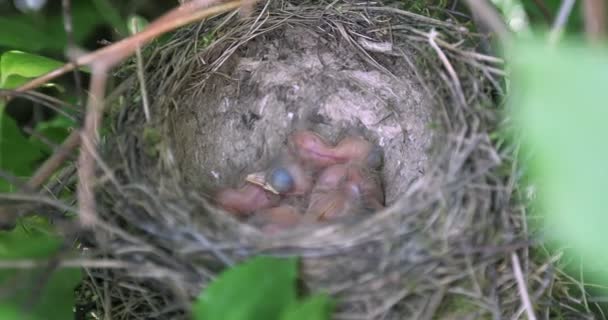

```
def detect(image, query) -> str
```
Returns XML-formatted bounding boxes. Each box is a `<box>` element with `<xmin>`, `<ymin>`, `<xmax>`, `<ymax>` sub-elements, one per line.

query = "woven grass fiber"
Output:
<box><xmin>80</xmin><ymin>1</ymin><xmax>594</xmax><ymax>319</ymax></box>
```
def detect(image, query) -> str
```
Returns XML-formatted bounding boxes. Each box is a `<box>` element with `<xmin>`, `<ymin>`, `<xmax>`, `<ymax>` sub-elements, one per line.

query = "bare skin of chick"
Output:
<box><xmin>343</xmin><ymin>164</ymin><xmax>384</xmax><ymax>210</ymax></box>
<box><xmin>289</xmin><ymin>130</ymin><xmax>383</xmax><ymax>169</ymax></box>
<box><xmin>249</xmin><ymin>205</ymin><xmax>303</xmax><ymax>234</ymax></box>
<box><xmin>305</xmin><ymin>163</ymin><xmax>384</xmax><ymax>222</ymax></box>
<box><xmin>215</xmin><ymin>183</ymin><xmax>279</xmax><ymax>217</ymax></box>
<box><xmin>315</xmin><ymin>163</ymin><xmax>384</xmax><ymax>204</ymax></box>
<box><xmin>306</xmin><ymin>189</ymin><xmax>356</xmax><ymax>221</ymax></box>
<box><xmin>217</xmin><ymin>129</ymin><xmax>384</xmax><ymax>231</ymax></box>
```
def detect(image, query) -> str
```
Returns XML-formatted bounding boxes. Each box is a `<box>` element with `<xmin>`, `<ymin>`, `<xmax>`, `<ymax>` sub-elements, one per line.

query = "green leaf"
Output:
<box><xmin>0</xmin><ymin>2</ymin><xmax>109</xmax><ymax>53</ymax></box>
<box><xmin>0</xmin><ymin>105</ymin><xmax>44</xmax><ymax>192</ymax></box>
<box><xmin>0</xmin><ymin>225</ymin><xmax>82</xmax><ymax>320</ymax></box>
<box><xmin>58</xmin><ymin>1</ymin><xmax>109</xmax><ymax>45</ymax></box>
<box><xmin>510</xmin><ymin>38</ymin><xmax>608</xmax><ymax>270</ymax></box>
<box><xmin>0</xmin><ymin>51</ymin><xmax>64</xmax><ymax>89</ymax></box>
<box><xmin>16</xmin><ymin>216</ymin><xmax>55</xmax><ymax>237</ymax></box>
<box><xmin>92</xmin><ymin>0</ymin><xmax>128</xmax><ymax>36</ymax></box>
<box><xmin>0</xmin><ymin>267</ymin><xmax>81</xmax><ymax>320</ymax></box>
<box><xmin>0</xmin><ymin>51</ymin><xmax>75</xmax><ymax>191</ymax></box>
<box><xmin>24</xmin><ymin>267</ymin><xmax>81</xmax><ymax>320</ymax></box>
<box><xmin>127</xmin><ymin>15</ymin><xmax>149</xmax><ymax>35</ymax></box>
<box><xmin>194</xmin><ymin>256</ymin><xmax>298</xmax><ymax>320</ymax></box>
<box><xmin>31</xmin><ymin>115</ymin><xmax>76</xmax><ymax>154</ymax></box>
<box><xmin>491</xmin><ymin>0</ymin><xmax>530</xmax><ymax>33</ymax></box>
<box><xmin>520</xmin><ymin>0</ymin><xmax>583</xmax><ymax>32</ymax></box>
<box><xmin>0</xmin><ymin>17</ymin><xmax>52</xmax><ymax>52</ymax></box>
<box><xmin>0</xmin><ymin>303</ymin><xmax>27</xmax><ymax>320</ymax></box>
<box><xmin>280</xmin><ymin>294</ymin><xmax>334</xmax><ymax>320</ymax></box>
<box><xmin>0</xmin><ymin>219</ymin><xmax>61</xmax><ymax>259</ymax></box>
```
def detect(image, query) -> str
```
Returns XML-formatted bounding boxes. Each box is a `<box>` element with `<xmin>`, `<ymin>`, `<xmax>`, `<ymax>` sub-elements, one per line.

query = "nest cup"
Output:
<box><xmin>88</xmin><ymin>2</ymin><xmax>579</xmax><ymax>319</ymax></box>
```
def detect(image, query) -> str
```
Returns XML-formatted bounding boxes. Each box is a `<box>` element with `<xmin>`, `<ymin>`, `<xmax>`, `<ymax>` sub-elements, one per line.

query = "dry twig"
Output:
<box><xmin>132</xmin><ymin>18</ymin><xmax>151</xmax><ymax>122</ymax></box>
<box><xmin>531</xmin><ymin>0</ymin><xmax>554</xmax><ymax>24</ymax></box>
<box><xmin>0</xmin><ymin>259</ymin><xmax>131</xmax><ymax>269</ymax></box>
<box><xmin>62</xmin><ymin>0</ymin><xmax>85</xmax><ymax>108</ymax></box>
<box><xmin>583</xmin><ymin>0</ymin><xmax>606</xmax><ymax>42</ymax></box>
<box><xmin>548</xmin><ymin>0</ymin><xmax>577</xmax><ymax>44</ymax></box>
<box><xmin>428</xmin><ymin>29</ymin><xmax>466</xmax><ymax>107</ymax></box>
<box><xmin>15</xmin><ymin>0</ymin><xmax>243</xmax><ymax>94</ymax></box>
<box><xmin>512</xmin><ymin>252</ymin><xmax>537</xmax><ymax>320</ymax></box>
<box><xmin>4</xmin><ymin>0</ymin><xmax>248</xmax><ymax>226</ymax></box>
<box><xmin>462</xmin><ymin>0</ymin><xmax>511</xmax><ymax>46</ymax></box>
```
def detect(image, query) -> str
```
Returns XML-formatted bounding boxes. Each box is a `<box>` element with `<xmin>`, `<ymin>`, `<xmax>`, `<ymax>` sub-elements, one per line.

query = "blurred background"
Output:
<box><xmin>1</xmin><ymin>0</ymin><xmax>607</xmax><ymax>318</ymax></box>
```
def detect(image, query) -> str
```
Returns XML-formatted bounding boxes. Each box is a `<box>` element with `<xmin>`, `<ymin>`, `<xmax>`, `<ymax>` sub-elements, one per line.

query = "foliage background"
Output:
<box><xmin>0</xmin><ymin>0</ymin><xmax>607</xmax><ymax>319</ymax></box>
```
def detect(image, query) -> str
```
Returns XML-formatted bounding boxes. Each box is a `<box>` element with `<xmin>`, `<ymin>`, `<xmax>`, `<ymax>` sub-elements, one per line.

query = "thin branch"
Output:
<box><xmin>0</xmin><ymin>192</ymin><xmax>78</xmax><ymax>214</ymax></box>
<box><xmin>0</xmin><ymin>174</ymin><xmax>35</xmax><ymax>227</ymax></box>
<box><xmin>23</xmin><ymin>126</ymin><xmax>61</xmax><ymax>150</ymax></box>
<box><xmin>0</xmin><ymin>259</ymin><xmax>131</xmax><ymax>269</ymax></box>
<box><xmin>531</xmin><ymin>0</ymin><xmax>554</xmax><ymax>24</ymax></box>
<box><xmin>26</xmin><ymin>130</ymin><xmax>80</xmax><ymax>190</ymax></box>
<box><xmin>75</xmin><ymin>0</ymin><xmax>248</xmax><ymax>228</ymax></box>
<box><xmin>512</xmin><ymin>252</ymin><xmax>537</xmax><ymax>320</ymax></box>
<box><xmin>131</xmin><ymin>19</ymin><xmax>151</xmax><ymax>122</ymax></box>
<box><xmin>583</xmin><ymin>0</ymin><xmax>606</xmax><ymax>43</ymax></box>
<box><xmin>16</xmin><ymin>0</ymin><xmax>243</xmax><ymax>94</ymax></box>
<box><xmin>462</xmin><ymin>0</ymin><xmax>511</xmax><ymax>46</ymax></box>
<box><xmin>80</xmin><ymin>126</ymin><xmax>121</xmax><ymax>189</ymax></box>
<box><xmin>0</xmin><ymin>169</ymin><xmax>27</xmax><ymax>192</ymax></box>
<box><xmin>14</xmin><ymin>64</ymin><xmax>77</xmax><ymax>94</ymax></box>
<box><xmin>0</xmin><ymin>89</ymin><xmax>78</xmax><ymax>122</ymax></box>
<box><xmin>347</xmin><ymin>5</ymin><xmax>457</xmax><ymax>27</ymax></box>
<box><xmin>428</xmin><ymin>29</ymin><xmax>466</xmax><ymax>107</ymax></box>
<box><xmin>17</xmin><ymin>0</ymin><xmax>250</xmax><ymax>230</ymax></box>
<box><xmin>62</xmin><ymin>0</ymin><xmax>85</xmax><ymax>108</ymax></box>
<box><xmin>11</xmin><ymin>0</ymin><xmax>245</xmax><ymax>194</ymax></box>
<box><xmin>77</xmin><ymin>66</ymin><xmax>108</xmax><ymax>227</ymax></box>
<box><xmin>20</xmin><ymin>90</ymin><xmax>80</xmax><ymax>113</ymax></box>
<box><xmin>548</xmin><ymin>0</ymin><xmax>577</xmax><ymax>44</ymax></box>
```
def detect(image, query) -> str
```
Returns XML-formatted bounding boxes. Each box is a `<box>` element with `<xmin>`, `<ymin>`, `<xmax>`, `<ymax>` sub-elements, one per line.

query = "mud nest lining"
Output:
<box><xmin>80</xmin><ymin>1</ymin><xmax>591</xmax><ymax>319</ymax></box>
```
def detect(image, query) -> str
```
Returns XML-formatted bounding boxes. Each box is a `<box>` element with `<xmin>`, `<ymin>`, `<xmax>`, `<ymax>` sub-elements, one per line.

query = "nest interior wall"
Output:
<box><xmin>166</xmin><ymin>25</ymin><xmax>433</xmax><ymax>204</ymax></box>
<box><xmin>85</xmin><ymin>3</ymin><xmax>587</xmax><ymax>320</ymax></box>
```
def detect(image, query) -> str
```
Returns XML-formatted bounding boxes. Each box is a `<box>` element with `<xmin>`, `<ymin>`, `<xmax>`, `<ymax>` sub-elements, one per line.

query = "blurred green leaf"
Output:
<box><xmin>30</xmin><ymin>115</ymin><xmax>76</xmax><ymax>154</ymax></box>
<box><xmin>0</xmin><ymin>51</ymin><xmax>77</xmax><ymax>191</ymax></box>
<box><xmin>491</xmin><ymin>0</ymin><xmax>530</xmax><ymax>33</ymax></box>
<box><xmin>92</xmin><ymin>0</ymin><xmax>128</xmax><ymax>36</ymax></box>
<box><xmin>45</xmin><ymin>1</ymin><xmax>108</xmax><ymax>48</ymax></box>
<box><xmin>0</xmin><ymin>17</ymin><xmax>51</xmax><ymax>52</ymax></box>
<box><xmin>0</xmin><ymin>105</ymin><xmax>44</xmax><ymax>192</ymax></box>
<box><xmin>520</xmin><ymin>0</ymin><xmax>583</xmax><ymax>32</ymax></box>
<box><xmin>280</xmin><ymin>294</ymin><xmax>334</xmax><ymax>320</ymax></box>
<box><xmin>21</xmin><ymin>267</ymin><xmax>81</xmax><ymax>320</ymax></box>
<box><xmin>0</xmin><ymin>51</ymin><xmax>64</xmax><ymax>89</ymax></box>
<box><xmin>0</xmin><ymin>303</ymin><xmax>25</xmax><ymax>320</ymax></box>
<box><xmin>0</xmin><ymin>1</ymin><xmax>109</xmax><ymax>52</ymax></box>
<box><xmin>0</xmin><ymin>225</ymin><xmax>81</xmax><ymax>320</ymax></box>
<box><xmin>16</xmin><ymin>216</ymin><xmax>55</xmax><ymax>237</ymax></box>
<box><xmin>194</xmin><ymin>256</ymin><xmax>298</xmax><ymax>320</ymax></box>
<box><xmin>511</xmin><ymin>38</ymin><xmax>608</xmax><ymax>270</ymax></box>
<box><xmin>0</xmin><ymin>223</ymin><xmax>61</xmax><ymax>259</ymax></box>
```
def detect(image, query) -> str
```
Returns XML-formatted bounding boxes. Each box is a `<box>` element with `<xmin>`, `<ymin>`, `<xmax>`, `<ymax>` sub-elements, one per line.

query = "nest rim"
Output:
<box><xmin>84</xmin><ymin>1</ymin><xmax>594</xmax><ymax>319</ymax></box>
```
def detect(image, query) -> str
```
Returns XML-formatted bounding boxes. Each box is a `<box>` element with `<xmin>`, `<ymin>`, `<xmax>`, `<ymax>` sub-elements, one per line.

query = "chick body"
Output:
<box><xmin>305</xmin><ymin>163</ymin><xmax>384</xmax><ymax>221</ymax></box>
<box><xmin>289</xmin><ymin>130</ymin><xmax>383</xmax><ymax>169</ymax></box>
<box><xmin>217</xmin><ymin>129</ymin><xmax>385</xmax><ymax>232</ymax></box>
<box><xmin>250</xmin><ymin>205</ymin><xmax>303</xmax><ymax>234</ymax></box>
<box><xmin>215</xmin><ymin>183</ymin><xmax>279</xmax><ymax>216</ymax></box>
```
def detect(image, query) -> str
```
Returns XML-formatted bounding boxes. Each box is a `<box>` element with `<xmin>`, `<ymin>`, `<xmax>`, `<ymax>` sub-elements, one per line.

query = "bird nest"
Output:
<box><xmin>80</xmin><ymin>1</ymin><xmax>590</xmax><ymax>319</ymax></box>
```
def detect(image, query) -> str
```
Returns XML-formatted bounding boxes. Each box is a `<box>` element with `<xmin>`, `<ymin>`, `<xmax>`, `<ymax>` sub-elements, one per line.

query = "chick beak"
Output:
<box><xmin>245</xmin><ymin>172</ymin><xmax>280</xmax><ymax>194</ymax></box>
